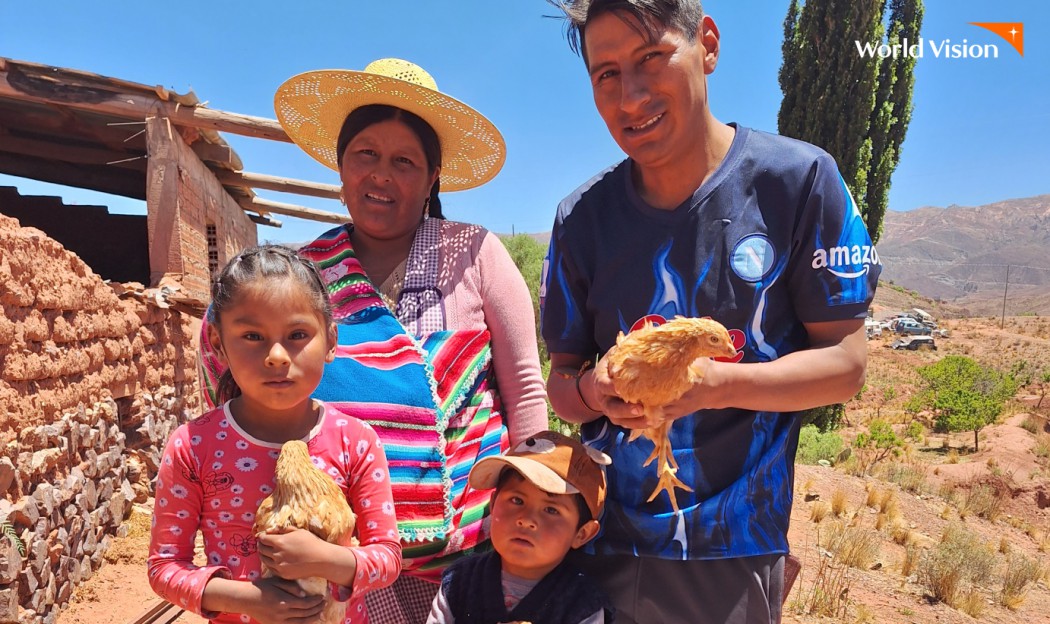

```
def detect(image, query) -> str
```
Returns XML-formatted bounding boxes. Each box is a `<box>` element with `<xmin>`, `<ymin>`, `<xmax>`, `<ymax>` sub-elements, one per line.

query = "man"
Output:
<box><xmin>540</xmin><ymin>1</ymin><xmax>880</xmax><ymax>622</ymax></box>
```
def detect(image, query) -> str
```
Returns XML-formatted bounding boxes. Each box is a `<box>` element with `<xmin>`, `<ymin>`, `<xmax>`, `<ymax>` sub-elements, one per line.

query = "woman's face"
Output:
<box><xmin>339</xmin><ymin>118</ymin><xmax>440</xmax><ymax>241</ymax></box>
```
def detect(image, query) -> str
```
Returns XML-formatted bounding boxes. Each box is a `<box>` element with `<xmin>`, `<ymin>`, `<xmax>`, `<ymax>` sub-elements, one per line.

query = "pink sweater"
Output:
<box><xmin>431</xmin><ymin>221</ymin><xmax>548</xmax><ymax>445</ymax></box>
<box><xmin>147</xmin><ymin>403</ymin><xmax>401</xmax><ymax>623</ymax></box>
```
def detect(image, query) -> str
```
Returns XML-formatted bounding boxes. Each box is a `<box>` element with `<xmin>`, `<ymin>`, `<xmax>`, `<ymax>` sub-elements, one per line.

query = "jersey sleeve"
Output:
<box><xmin>146</xmin><ymin>425</ymin><xmax>231</xmax><ymax>619</ymax></box>
<box><xmin>540</xmin><ymin>219</ymin><xmax>599</xmax><ymax>357</ymax></box>
<box><xmin>785</xmin><ymin>152</ymin><xmax>882</xmax><ymax>323</ymax></box>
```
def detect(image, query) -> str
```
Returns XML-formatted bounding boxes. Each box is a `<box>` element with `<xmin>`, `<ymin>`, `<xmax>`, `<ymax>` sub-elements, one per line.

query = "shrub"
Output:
<box><xmin>796</xmin><ymin>425</ymin><xmax>844</xmax><ymax>465</ymax></box>
<box><xmin>999</xmin><ymin>551</ymin><xmax>1043</xmax><ymax>610</ymax></box>
<box><xmin>821</xmin><ymin>520</ymin><xmax>881</xmax><ymax>570</ymax></box>
<box><xmin>918</xmin><ymin>524</ymin><xmax>996</xmax><ymax>607</ymax></box>
<box><xmin>904</xmin><ymin>420</ymin><xmax>924</xmax><ymax>441</ymax></box>
<box><xmin>877</xmin><ymin>461</ymin><xmax>928</xmax><ymax>494</ymax></box>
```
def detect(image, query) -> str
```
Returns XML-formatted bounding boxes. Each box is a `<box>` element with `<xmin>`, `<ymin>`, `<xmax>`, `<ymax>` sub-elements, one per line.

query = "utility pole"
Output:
<box><xmin>1000</xmin><ymin>264</ymin><xmax>1010</xmax><ymax>329</ymax></box>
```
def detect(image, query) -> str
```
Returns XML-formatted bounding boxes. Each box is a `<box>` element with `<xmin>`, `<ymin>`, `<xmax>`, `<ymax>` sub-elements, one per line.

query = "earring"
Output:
<box><xmin>423</xmin><ymin>197</ymin><xmax>431</xmax><ymax>220</ymax></box>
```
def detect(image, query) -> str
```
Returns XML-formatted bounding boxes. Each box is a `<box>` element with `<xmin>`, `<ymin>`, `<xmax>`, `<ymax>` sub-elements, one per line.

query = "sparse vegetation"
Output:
<box><xmin>918</xmin><ymin>523</ymin><xmax>997</xmax><ymax>609</ymax></box>
<box><xmin>999</xmin><ymin>551</ymin><xmax>1044</xmax><ymax>610</ymax></box>
<box><xmin>852</xmin><ymin>419</ymin><xmax>903</xmax><ymax>474</ymax></box>
<box><xmin>821</xmin><ymin>520</ymin><xmax>881</xmax><ymax>570</ymax></box>
<box><xmin>797</xmin><ymin>424</ymin><xmax>845</xmax><ymax>465</ymax></box>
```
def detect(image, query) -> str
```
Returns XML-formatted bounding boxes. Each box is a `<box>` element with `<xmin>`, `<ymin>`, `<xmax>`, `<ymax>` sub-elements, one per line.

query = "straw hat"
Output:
<box><xmin>274</xmin><ymin>58</ymin><xmax>506</xmax><ymax>191</ymax></box>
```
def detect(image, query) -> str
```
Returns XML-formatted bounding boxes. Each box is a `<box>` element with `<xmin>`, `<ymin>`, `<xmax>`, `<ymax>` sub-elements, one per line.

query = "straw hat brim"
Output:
<box><xmin>274</xmin><ymin>69</ymin><xmax>506</xmax><ymax>192</ymax></box>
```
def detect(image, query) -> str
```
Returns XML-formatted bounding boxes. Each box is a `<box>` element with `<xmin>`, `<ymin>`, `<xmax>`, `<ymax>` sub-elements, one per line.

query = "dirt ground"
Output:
<box><xmin>54</xmin><ymin>316</ymin><xmax>1050</xmax><ymax>624</ymax></box>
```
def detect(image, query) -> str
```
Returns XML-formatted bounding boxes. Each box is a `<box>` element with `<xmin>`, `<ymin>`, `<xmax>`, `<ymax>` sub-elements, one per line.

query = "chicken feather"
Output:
<box><xmin>607</xmin><ymin>316</ymin><xmax>737</xmax><ymax>512</ymax></box>
<box><xmin>254</xmin><ymin>440</ymin><xmax>357</xmax><ymax>624</ymax></box>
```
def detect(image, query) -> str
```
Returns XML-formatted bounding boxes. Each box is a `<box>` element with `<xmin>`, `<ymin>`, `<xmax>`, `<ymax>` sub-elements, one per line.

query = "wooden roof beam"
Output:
<box><xmin>250</xmin><ymin>197</ymin><xmax>348</xmax><ymax>225</ymax></box>
<box><xmin>213</xmin><ymin>170</ymin><xmax>341</xmax><ymax>200</ymax></box>
<box><xmin>0</xmin><ymin>151</ymin><xmax>145</xmax><ymax>199</ymax></box>
<box><xmin>0</xmin><ymin>66</ymin><xmax>290</xmax><ymax>142</ymax></box>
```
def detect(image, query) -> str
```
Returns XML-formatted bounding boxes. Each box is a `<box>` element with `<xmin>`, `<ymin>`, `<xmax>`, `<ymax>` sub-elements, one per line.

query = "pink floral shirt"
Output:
<box><xmin>147</xmin><ymin>402</ymin><xmax>401</xmax><ymax>623</ymax></box>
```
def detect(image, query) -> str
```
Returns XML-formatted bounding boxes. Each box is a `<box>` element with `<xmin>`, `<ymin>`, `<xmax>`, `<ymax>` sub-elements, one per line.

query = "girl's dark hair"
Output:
<box><xmin>210</xmin><ymin>244</ymin><xmax>332</xmax><ymax>403</ymax></box>
<box><xmin>550</xmin><ymin>0</ymin><xmax>704</xmax><ymax>63</ymax></box>
<box><xmin>336</xmin><ymin>104</ymin><xmax>445</xmax><ymax>219</ymax></box>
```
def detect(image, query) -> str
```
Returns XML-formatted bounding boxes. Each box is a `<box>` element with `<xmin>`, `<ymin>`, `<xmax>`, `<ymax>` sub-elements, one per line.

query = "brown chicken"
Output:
<box><xmin>254</xmin><ymin>440</ymin><xmax>357</xmax><ymax>624</ymax></box>
<box><xmin>607</xmin><ymin>316</ymin><xmax>737</xmax><ymax>512</ymax></box>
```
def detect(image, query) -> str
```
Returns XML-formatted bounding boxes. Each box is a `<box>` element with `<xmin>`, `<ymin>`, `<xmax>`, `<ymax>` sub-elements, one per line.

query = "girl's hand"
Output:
<box><xmin>241</xmin><ymin>576</ymin><xmax>325</xmax><ymax>624</ymax></box>
<box><xmin>257</xmin><ymin>528</ymin><xmax>333</xmax><ymax>581</ymax></box>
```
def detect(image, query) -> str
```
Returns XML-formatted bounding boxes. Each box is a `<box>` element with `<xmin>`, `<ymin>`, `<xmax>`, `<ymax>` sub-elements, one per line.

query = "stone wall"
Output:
<box><xmin>0</xmin><ymin>213</ymin><xmax>202</xmax><ymax>624</ymax></box>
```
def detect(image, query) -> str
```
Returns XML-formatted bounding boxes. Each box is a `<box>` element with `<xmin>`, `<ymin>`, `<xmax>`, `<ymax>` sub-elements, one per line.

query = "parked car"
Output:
<box><xmin>890</xmin><ymin>336</ymin><xmax>937</xmax><ymax>351</ymax></box>
<box><xmin>895</xmin><ymin>319</ymin><xmax>932</xmax><ymax>336</ymax></box>
<box><xmin>864</xmin><ymin>318</ymin><xmax>883</xmax><ymax>339</ymax></box>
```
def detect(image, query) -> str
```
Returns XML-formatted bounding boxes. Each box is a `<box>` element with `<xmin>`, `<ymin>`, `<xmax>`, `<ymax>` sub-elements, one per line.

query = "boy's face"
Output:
<box><xmin>489</xmin><ymin>471</ymin><xmax>599</xmax><ymax>580</ymax></box>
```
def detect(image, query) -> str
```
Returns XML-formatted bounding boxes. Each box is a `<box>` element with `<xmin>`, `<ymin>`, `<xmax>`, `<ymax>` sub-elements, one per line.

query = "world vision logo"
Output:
<box><xmin>854</xmin><ymin>22</ymin><xmax>1024</xmax><ymax>59</ymax></box>
<box><xmin>970</xmin><ymin>22</ymin><xmax>1024</xmax><ymax>56</ymax></box>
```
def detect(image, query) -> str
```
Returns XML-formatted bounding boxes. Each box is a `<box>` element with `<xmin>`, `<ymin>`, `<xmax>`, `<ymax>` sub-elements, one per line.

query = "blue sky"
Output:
<box><xmin>2</xmin><ymin>1</ymin><xmax>1047</xmax><ymax>245</ymax></box>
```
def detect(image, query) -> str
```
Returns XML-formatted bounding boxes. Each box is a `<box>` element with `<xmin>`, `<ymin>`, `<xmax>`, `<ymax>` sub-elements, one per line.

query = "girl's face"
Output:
<box><xmin>339</xmin><ymin>118</ymin><xmax>440</xmax><ymax>242</ymax></box>
<box><xmin>208</xmin><ymin>278</ymin><xmax>336</xmax><ymax>424</ymax></box>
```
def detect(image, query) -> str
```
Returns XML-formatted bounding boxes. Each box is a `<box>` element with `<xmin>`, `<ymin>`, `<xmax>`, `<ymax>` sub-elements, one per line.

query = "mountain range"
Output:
<box><xmin>878</xmin><ymin>194</ymin><xmax>1050</xmax><ymax>316</ymax></box>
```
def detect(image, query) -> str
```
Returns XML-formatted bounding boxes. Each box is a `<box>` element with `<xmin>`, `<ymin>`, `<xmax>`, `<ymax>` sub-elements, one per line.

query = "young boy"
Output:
<box><xmin>426</xmin><ymin>431</ymin><xmax>615</xmax><ymax>624</ymax></box>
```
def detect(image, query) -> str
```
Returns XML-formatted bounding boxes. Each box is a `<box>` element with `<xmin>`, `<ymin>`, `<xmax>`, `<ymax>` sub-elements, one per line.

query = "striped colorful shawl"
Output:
<box><xmin>200</xmin><ymin>222</ymin><xmax>508</xmax><ymax>577</ymax></box>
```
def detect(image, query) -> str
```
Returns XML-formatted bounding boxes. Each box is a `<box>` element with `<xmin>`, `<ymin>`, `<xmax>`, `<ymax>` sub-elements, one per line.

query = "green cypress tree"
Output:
<box><xmin>778</xmin><ymin>0</ymin><xmax>923</xmax><ymax>244</ymax></box>
<box><xmin>865</xmin><ymin>0</ymin><xmax>924</xmax><ymax>243</ymax></box>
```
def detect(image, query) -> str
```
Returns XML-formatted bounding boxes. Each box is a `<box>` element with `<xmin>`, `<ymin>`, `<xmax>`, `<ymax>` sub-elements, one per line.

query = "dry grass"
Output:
<box><xmin>831</xmin><ymin>488</ymin><xmax>849</xmax><ymax>517</ymax></box>
<box><xmin>1035</xmin><ymin>432</ymin><xmax>1050</xmax><ymax>460</ymax></box>
<box><xmin>918</xmin><ymin>523</ymin><xmax>997</xmax><ymax>608</ymax></box>
<box><xmin>796</xmin><ymin>553</ymin><xmax>853</xmax><ymax>618</ymax></box>
<box><xmin>901</xmin><ymin>542</ymin><xmax>922</xmax><ymax>577</ymax></box>
<box><xmin>810</xmin><ymin>501</ymin><xmax>831</xmax><ymax>523</ymax></box>
<box><xmin>999</xmin><ymin>551</ymin><xmax>1045</xmax><ymax>610</ymax></box>
<box><xmin>821</xmin><ymin>520</ymin><xmax>881</xmax><ymax>570</ymax></box>
<box><xmin>877</xmin><ymin>460</ymin><xmax>928</xmax><ymax>494</ymax></box>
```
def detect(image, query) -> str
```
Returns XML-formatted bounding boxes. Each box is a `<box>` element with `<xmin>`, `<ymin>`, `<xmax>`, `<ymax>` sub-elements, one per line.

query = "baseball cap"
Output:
<box><xmin>469</xmin><ymin>431</ymin><xmax>611</xmax><ymax>519</ymax></box>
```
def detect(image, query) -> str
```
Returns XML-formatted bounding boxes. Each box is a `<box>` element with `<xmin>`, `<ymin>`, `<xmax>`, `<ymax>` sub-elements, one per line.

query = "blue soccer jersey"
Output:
<box><xmin>540</xmin><ymin>125</ymin><xmax>880</xmax><ymax>560</ymax></box>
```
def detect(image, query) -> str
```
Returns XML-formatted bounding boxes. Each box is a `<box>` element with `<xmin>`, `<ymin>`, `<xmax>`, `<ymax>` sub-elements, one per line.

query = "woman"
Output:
<box><xmin>201</xmin><ymin>59</ymin><xmax>548</xmax><ymax>622</ymax></box>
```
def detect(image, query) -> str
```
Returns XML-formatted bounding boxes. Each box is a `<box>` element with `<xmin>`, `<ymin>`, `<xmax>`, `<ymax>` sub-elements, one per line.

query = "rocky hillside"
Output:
<box><xmin>879</xmin><ymin>195</ymin><xmax>1050</xmax><ymax>316</ymax></box>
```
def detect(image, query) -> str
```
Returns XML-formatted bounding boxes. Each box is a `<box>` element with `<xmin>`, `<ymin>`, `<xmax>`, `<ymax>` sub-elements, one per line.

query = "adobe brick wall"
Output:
<box><xmin>0</xmin><ymin>213</ymin><xmax>202</xmax><ymax>624</ymax></box>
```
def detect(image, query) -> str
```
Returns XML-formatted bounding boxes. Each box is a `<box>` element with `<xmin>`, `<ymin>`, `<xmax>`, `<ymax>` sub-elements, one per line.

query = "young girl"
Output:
<box><xmin>148</xmin><ymin>245</ymin><xmax>401</xmax><ymax>624</ymax></box>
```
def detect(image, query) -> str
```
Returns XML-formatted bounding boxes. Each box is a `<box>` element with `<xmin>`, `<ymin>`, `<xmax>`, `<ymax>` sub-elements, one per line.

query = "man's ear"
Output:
<box><xmin>207</xmin><ymin>323</ymin><xmax>228</xmax><ymax>366</ymax></box>
<box><xmin>572</xmin><ymin>519</ymin><xmax>601</xmax><ymax>549</ymax></box>
<box><xmin>699</xmin><ymin>15</ymin><xmax>721</xmax><ymax>74</ymax></box>
<box><xmin>325</xmin><ymin>322</ymin><xmax>338</xmax><ymax>363</ymax></box>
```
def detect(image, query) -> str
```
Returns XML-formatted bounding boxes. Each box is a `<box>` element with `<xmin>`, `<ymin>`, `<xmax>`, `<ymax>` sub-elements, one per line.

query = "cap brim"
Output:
<box><xmin>469</xmin><ymin>456</ymin><xmax>581</xmax><ymax>496</ymax></box>
<box><xmin>274</xmin><ymin>69</ymin><xmax>506</xmax><ymax>191</ymax></box>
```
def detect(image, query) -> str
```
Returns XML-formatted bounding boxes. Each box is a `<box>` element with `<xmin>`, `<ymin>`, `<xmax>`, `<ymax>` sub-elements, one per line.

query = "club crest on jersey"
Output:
<box><xmin>731</xmin><ymin>235</ymin><xmax>776</xmax><ymax>282</ymax></box>
<box><xmin>811</xmin><ymin>244</ymin><xmax>879</xmax><ymax>279</ymax></box>
<box><xmin>628</xmin><ymin>314</ymin><xmax>746</xmax><ymax>363</ymax></box>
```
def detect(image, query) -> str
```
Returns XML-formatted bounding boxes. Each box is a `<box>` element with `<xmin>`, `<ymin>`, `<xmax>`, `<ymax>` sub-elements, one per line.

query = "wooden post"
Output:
<box><xmin>145</xmin><ymin>117</ymin><xmax>181</xmax><ymax>287</ymax></box>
